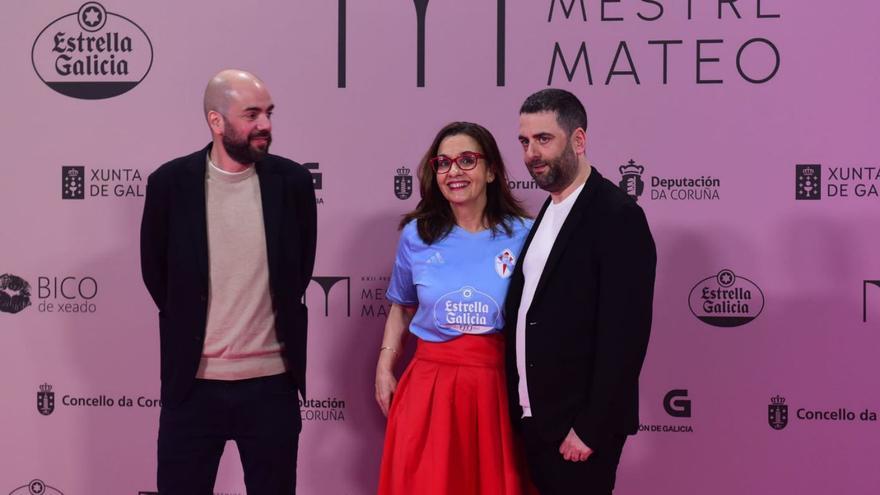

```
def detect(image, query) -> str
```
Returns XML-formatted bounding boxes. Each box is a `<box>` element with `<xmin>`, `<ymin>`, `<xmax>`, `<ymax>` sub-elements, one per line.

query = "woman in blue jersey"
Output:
<box><xmin>376</xmin><ymin>122</ymin><xmax>535</xmax><ymax>495</ymax></box>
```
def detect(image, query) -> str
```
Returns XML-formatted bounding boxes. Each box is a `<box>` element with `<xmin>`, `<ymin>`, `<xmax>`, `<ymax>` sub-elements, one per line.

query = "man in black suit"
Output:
<box><xmin>505</xmin><ymin>88</ymin><xmax>656</xmax><ymax>494</ymax></box>
<box><xmin>140</xmin><ymin>69</ymin><xmax>316</xmax><ymax>494</ymax></box>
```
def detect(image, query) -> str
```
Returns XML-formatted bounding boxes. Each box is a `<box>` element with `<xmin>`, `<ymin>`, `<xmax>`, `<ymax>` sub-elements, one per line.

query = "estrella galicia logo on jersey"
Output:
<box><xmin>495</xmin><ymin>249</ymin><xmax>516</xmax><ymax>279</ymax></box>
<box><xmin>37</xmin><ymin>383</ymin><xmax>55</xmax><ymax>416</ymax></box>
<box><xmin>795</xmin><ymin>164</ymin><xmax>821</xmax><ymax>200</ymax></box>
<box><xmin>434</xmin><ymin>286</ymin><xmax>500</xmax><ymax>334</ymax></box>
<box><xmin>31</xmin><ymin>2</ymin><xmax>153</xmax><ymax>100</ymax></box>
<box><xmin>618</xmin><ymin>159</ymin><xmax>645</xmax><ymax>200</ymax></box>
<box><xmin>8</xmin><ymin>479</ymin><xmax>65</xmax><ymax>495</ymax></box>
<box><xmin>688</xmin><ymin>269</ymin><xmax>764</xmax><ymax>327</ymax></box>
<box><xmin>768</xmin><ymin>395</ymin><xmax>788</xmax><ymax>430</ymax></box>
<box><xmin>394</xmin><ymin>166</ymin><xmax>413</xmax><ymax>200</ymax></box>
<box><xmin>62</xmin><ymin>166</ymin><xmax>85</xmax><ymax>199</ymax></box>
<box><xmin>0</xmin><ymin>274</ymin><xmax>32</xmax><ymax>314</ymax></box>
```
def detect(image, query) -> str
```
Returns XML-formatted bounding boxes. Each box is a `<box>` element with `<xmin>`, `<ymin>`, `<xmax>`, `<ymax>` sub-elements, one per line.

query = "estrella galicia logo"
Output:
<box><xmin>663</xmin><ymin>389</ymin><xmax>691</xmax><ymax>418</ymax></box>
<box><xmin>433</xmin><ymin>286</ymin><xmax>500</xmax><ymax>334</ymax></box>
<box><xmin>795</xmin><ymin>164</ymin><xmax>821</xmax><ymax>200</ymax></box>
<box><xmin>768</xmin><ymin>395</ymin><xmax>788</xmax><ymax>430</ymax></box>
<box><xmin>31</xmin><ymin>2</ymin><xmax>153</xmax><ymax>99</ymax></box>
<box><xmin>37</xmin><ymin>383</ymin><xmax>55</xmax><ymax>416</ymax></box>
<box><xmin>618</xmin><ymin>159</ymin><xmax>645</xmax><ymax>200</ymax></box>
<box><xmin>688</xmin><ymin>269</ymin><xmax>764</xmax><ymax>327</ymax></box>
<box><xmin>0</xmin><ymin>274</ymin><xmax>32</xmax><ymax>314</ymax></box>
<box><xmin>394</xmin><ymin>166</ymin><xmax>413</xmax><ymax>200</ymax></box>
<box><xmin>62</xmin><ymin>166</ymin><xmax>85</xmax><ymax>199</ymax></box>
<box><xmin>306</xmin><ymin>276</ymin><xmax>351</xmax><ymax>317</ymax></box>
<box><xmin>8</xmin><ymin>479</ymin><xmax>64</xmax><ymax>495</ymax></box>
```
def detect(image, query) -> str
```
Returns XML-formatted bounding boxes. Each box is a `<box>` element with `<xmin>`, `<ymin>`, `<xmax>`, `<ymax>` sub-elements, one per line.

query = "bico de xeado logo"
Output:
<box><xmin>32</xmin><ymin>2</ymin><xmax>153</xmax><ymax>99</ymax></box>
<box><xmin>0</xmin><ymin>274</ymin><xmax>98</xmax><ymax>315</ymax></box>
<box><xmin>688</xmin><ymin>269</ymin><xmax>764</xmax><ymax>327</ymax></box>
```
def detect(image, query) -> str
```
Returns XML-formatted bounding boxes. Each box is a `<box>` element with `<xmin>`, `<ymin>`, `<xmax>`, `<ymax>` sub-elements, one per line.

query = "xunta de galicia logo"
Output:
<box><xmin>32</xmin><ymin>2</ymin><xmax>153</xmax><ymax>99</ymax></box>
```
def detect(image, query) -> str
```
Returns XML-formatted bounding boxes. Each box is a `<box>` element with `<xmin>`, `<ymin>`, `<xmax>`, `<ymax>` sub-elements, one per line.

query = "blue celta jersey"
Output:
<box><xmin>387</xmin><ymin>218</ymin><xmax>533</xmax><ymax>342</ymax></box>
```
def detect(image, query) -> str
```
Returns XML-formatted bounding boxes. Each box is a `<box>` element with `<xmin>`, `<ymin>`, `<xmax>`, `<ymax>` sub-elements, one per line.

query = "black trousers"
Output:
<box><xmin>157</xmin><ymin>373</ymin><xmax>301</xmax><ymax>495</ymax></box>
<box><xmin>520</xmin><ymin>418</ymin><xmax>626</xmax><ymax>495</ymax></box>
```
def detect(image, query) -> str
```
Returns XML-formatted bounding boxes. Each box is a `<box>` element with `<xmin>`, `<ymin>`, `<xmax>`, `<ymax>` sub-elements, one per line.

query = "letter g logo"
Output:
<box><xmin>663</xmin><ymin>389</ymin><xmax>691</xmax><ymax>418</ymax></box>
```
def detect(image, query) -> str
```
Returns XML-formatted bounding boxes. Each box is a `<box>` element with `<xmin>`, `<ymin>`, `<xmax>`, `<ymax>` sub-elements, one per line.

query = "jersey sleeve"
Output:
<box><xmin>386</xmin><ymin>223</ymin><xmax>419</xmax><ymax>306</ymax></box>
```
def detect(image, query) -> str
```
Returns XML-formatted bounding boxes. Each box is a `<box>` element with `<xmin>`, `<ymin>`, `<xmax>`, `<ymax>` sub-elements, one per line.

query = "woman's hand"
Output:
<box><xmin>375</xmin><ymin>366</ymin><xmax>398</xmax><ymax>417</ymax></box>
<box><xmin>374</xmin><ymin>304</ymin><xmax>415</xmax><ymax>417</ymax></box>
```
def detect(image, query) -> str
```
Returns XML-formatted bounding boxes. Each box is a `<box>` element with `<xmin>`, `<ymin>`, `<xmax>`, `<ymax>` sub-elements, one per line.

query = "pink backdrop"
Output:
<box><xmin>2</xmin><ymin>1</ymin><xmax>879</xmax><ymax>493</ymax></box>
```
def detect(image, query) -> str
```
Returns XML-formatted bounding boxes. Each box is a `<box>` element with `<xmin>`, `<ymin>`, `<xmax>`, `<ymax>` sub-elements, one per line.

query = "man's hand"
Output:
<box><xmin>559</xmin><ymin>428</ymin><xmax>593</xmax><ymax>462</ymax></box>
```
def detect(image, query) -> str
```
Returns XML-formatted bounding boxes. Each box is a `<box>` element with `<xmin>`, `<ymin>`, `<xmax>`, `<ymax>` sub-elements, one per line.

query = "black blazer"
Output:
<box><xmin>140</xmin><ymin>144</ymin><xmax>317</xmax><ymax>406</ymax></box>
<box><xmin>504</xmin><ymin>168</ymin><xmax>656</xmax><ymax>454</ymax></box>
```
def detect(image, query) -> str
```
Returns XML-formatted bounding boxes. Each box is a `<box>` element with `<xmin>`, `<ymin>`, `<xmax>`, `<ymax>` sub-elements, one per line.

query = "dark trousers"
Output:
<box><xmin>157</xmin><ymin>373</ymin><xmax>301</xmax><ymax>495</ymax></box>
<box><xmin>520</xmin><ymin>418</ymin><xmax>626</xmax><ymax>495</ymax></box>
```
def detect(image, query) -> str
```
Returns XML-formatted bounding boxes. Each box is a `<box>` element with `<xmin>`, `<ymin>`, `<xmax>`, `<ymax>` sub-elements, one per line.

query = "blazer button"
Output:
<box><xmin>527</xmin><ymin>362</ymin><xmax>535</xmax><ymax>368</ymax></box>
<box><xmin>528</xmin><ymin>321</ymin><xmax>537</xmax><ymax>326</ymax></box>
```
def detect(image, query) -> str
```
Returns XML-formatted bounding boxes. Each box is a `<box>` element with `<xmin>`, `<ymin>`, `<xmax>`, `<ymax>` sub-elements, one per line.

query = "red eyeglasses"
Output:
<box><xmin>429</xmin><ymin>152</ymin><xmax>485</xmax><ymax>174</ymax></box>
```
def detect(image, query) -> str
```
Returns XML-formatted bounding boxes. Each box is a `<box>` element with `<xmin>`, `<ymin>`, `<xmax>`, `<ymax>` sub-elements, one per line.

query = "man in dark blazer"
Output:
<box><xmin>140</xmin><ymin>70</ymin><xmax>316</xmax><ymax>494</ymax></box>
<box><xmin>505</xmin><ymin>89</ymin><xmax>656</xmax><ymax>494</ymax></box>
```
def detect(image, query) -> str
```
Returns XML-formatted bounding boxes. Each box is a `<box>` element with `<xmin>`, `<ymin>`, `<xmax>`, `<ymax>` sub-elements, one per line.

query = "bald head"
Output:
<box><xmin>203</xmin><ymin>69</ymin><xmax>275</xmax><ymax>168</ymax></box>
<box><xmin>203</xmin><ymin>69</ymin><xmax>269</xmax><ymax>120</ymax></box>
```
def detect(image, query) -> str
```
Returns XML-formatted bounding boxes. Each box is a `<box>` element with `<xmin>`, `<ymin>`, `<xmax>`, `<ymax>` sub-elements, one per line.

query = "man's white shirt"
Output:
<box><xmin>516</xmin><ymin>182</ymin><xmax>585</xmax><ymax>417</ymax></box>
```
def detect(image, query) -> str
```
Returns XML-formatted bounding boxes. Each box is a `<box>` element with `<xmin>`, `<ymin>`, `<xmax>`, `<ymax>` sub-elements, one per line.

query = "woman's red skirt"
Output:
<box><xmin>378</xmin><ymin>333</ymin><xmax>534</xmax><ymax>495</ymax></box>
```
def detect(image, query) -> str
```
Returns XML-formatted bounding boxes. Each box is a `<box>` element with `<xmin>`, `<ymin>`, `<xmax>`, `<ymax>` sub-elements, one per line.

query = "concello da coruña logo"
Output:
<box><xmin>688</xmin><ymin>269</ymin><xmax>764</xmax><ymax>327</ymax></box>
<box><xmin>31</xmin><ymin>2</ymin><xmax>153</xmax><ymax>100</ymax></box>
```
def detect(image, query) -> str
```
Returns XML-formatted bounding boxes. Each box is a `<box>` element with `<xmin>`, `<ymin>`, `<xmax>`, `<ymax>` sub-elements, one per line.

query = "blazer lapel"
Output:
<box><xmin>514</xmin><ymin>197</ymin><xmax>550</xmax><ymax>278</ymax></box>
<box><xmin>505</xmin><ymin>197</ymin><xmax>550</xmax><ymax>330</ymax></box>
<box><xmin>180</xmin><ymin>146</ymin><xmax>210</xmax><ymax>287</ymax></box>
<box><xmin>256</xmin><ymin>160</ymin><xmax>283</xmax><ymax>293</ymax></box>
<box><xmin>530</xmin><ymin>168</ymin><xmax>602</xmax><ymax>305</ymax></box>
<box><xmin>508</xmin><ymin>197</ymin><xmax>550</xmax><ymax>297</ymax></box>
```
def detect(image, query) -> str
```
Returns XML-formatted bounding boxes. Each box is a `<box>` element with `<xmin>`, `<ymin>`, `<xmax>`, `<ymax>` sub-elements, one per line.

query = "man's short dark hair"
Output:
<box><xmin>520</xmin><ymin>88</ymin><xmax>588</xmax><ymax>135</ymax></box>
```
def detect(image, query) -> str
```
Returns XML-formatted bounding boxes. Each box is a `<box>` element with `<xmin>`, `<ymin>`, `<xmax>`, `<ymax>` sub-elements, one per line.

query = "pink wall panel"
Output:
<box><xmin>1</xmin><ymin>1</ymin><xmax>878</xmax><ymax>493</ymax></box>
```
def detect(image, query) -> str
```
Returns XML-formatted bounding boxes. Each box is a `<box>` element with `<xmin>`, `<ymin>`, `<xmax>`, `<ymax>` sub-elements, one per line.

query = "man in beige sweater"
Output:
<box><xmin>141</xmin><ymin>70</ymin><xmax>317</xmax><ymax>494</ymax></box>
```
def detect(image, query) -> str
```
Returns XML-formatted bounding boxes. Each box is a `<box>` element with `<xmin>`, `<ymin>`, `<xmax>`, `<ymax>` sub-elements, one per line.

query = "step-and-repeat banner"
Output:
<box><xmin>2</xmin><ymin>1</ymin><xmax>878</xmax><ymax>494</ymax></box>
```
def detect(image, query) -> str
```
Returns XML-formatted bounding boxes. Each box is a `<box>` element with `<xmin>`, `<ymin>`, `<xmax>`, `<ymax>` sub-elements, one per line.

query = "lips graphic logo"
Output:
<box><xmin>31</xmin><ymin>2</ymin><xmax>153</xmax><ymax>100</ymax></box>
<box><xmin>0</xmin><ymin>274</ymin><xmax>32</xmax><ymax>314</ymax></box>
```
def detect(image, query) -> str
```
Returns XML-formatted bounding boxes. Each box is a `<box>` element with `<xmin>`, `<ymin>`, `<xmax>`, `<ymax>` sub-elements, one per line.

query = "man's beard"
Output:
<box><xmin>222</xmin><ymin>126</ymin><xmax>272</xmax><ymax>165</ymax></box>
<box><xmin>527</xmin><ymin>144</ymin><xmax>578</xmax><ymax>193</ymax></box>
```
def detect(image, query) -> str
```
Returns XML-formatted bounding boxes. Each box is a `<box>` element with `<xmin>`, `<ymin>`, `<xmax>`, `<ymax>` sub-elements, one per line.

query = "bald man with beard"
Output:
<box><xmin>140</xmin><ymin>70</ymin><xmax>316</xmax><ymax>494</ymax></box>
